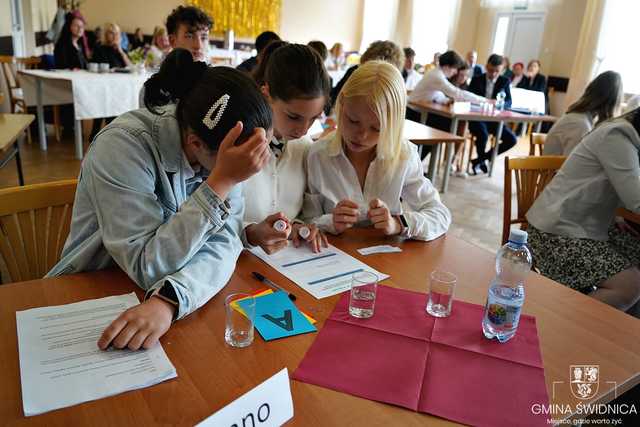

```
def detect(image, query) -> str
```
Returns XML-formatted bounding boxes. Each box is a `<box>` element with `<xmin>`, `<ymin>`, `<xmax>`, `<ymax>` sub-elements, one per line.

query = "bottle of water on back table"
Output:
<box><xmin>495</xmin><ymin>90</ymin><xmax>506</xmax><ymax>111</ymax></box>
<box><xmin>482</xmin><ymin>229</ymin><xmax>532</xmax><ymax>343</ymax></box>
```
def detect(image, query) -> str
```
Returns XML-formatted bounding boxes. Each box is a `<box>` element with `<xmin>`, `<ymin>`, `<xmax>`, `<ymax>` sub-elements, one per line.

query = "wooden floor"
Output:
<box><xmin>0</xmin><ymin>125</ymin><xmax>529</xmax><ymax>254</ymax></box>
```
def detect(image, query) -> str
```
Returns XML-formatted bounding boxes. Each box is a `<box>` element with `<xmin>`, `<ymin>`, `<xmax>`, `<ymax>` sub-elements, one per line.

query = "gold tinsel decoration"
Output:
<box><xmin>187</xmin><ymin>0</ymin><xmax>281</xmax><ymax>39</ymax></box>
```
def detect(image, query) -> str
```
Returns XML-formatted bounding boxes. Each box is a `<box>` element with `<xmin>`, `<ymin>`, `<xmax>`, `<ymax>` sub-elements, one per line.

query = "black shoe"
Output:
<box><xmin>471</xmin><ymin>159</ymin><xmax>488</xmax><ymax>175</ymax></box>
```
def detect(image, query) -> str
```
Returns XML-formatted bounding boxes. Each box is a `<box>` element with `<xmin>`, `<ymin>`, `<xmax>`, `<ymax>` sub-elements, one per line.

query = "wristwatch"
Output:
<box><xmin>152</xmin><ymin>281</ymin><xmax>180</xmax><ymax>320</ymax></box>
<box><xmin>398</xmin><ymin>214</ymin><xmax>410</xmax><ymax>237</ymax></box>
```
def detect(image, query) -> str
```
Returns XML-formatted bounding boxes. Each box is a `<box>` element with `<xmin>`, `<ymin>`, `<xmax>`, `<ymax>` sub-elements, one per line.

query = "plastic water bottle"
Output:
<box><xmin>495</xmin><ymin>90</ymin><xmax>506</xmax><ymax>111</ymax></box>
<box><xmin>482</xmin><ymin>229</ymin><xmax>532</xmax><ymax>343</ymax></box>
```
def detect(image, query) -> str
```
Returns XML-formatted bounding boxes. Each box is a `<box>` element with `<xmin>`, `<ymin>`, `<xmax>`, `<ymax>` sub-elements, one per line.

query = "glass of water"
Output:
<box><xmin>225</xmin><ymin>293</ymin><xmax>255</xmax><ymax>348</ymax></box>
<box><xmin>426</xmin><ymin>270</ymin><xmax>457</xmax><ymax>318</ymax></box>
<box><xmin>349</xmin><ymin>271</ymin><xmax>378</xmax><ymax>319</ymax></box>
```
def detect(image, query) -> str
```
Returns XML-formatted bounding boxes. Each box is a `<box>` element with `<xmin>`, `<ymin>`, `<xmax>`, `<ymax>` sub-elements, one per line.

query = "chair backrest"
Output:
<box><xmin>0</xmin><ymin>180</ymin><xmax>77</xmax><ymax>283</ymax></box>
<box><xmin>529</xmin><ymin>132</ymin><xmax>547</xmax><ymax>155</ymax></box>
<box><xmin>0</xmin><ymin>55</ymin><xmax>40</xmax><ymax>90</ymax></box>
<box><xmin>502</xmin><ymin>156</ymin><xmax>566</xmax><ymax>244</ymax></box>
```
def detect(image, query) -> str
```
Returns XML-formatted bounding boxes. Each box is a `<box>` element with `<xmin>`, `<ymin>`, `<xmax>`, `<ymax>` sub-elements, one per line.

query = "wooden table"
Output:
<box><xmin>403</xmin><ymin>119</ymin><xmax>465</xmax><ymax>183</ymax></box>
<box><xmin>408</xmin><ymin>100</ymin><xmax>556</xmax><ymax>190</ymax></box>
<box><xmin>1</xmin><ymin>231</ymin><xmax>639</xmax><ymax>426</ymax></box>
<box><xmin>0</xmin><ymin>113</ymin><xmax>34</xmax><ymax>186</ymax></box>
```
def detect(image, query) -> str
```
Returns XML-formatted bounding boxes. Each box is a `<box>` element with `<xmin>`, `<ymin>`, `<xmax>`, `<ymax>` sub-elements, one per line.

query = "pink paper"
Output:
<box><xmin>293</xmin><ymin>285</ymin><xmax>549</xmax><ymax>426</ymax></box>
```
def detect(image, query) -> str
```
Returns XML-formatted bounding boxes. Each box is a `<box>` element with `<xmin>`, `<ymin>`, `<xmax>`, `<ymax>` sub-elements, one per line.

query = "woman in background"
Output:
<box><xmin>54</xmin><ymin>13</ymin><xmax>89</xmax><ymax>70</ymax></box>
<box><xmin>92</xmin><ymin>23</ymin><xmax>131</xmax><ymax>68</ymax></box>
<box><xmin>147</xmin><ymin>26</ymin><xmax>172</xmax><ymax>68</ymax></box>
<box><xmin>544</xmin><ymin>71</ymin><xmax>623</xmax><ymax>155</ymax></box>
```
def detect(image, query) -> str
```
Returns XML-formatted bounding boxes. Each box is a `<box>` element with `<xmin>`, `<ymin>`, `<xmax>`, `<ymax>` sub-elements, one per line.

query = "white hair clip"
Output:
<box><xmin>202</xmin><ymin>94</ymin><xmax>230</xmax><ymax>130</ymax></box>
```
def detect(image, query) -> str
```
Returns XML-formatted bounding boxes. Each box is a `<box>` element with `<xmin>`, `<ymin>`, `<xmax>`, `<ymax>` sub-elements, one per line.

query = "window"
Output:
<box><xmin>596</xmin><ymin>0</ymin><xmax>640</xmax><ymax>94</ymax></box>
<box><xmin>492</xmin><ymin>15</ymin><xmax>510</xmax><ymax>55</ymax></box>
<box><xmin>410</xmin><ymin>0</ymin><xmax>458</xmax><ymax>65</ymax></box>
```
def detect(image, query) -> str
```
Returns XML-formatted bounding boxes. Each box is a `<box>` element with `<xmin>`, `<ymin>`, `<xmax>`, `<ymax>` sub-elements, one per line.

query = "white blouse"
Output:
<box><xmin>408</xmin><ymin>67</ymin><xmax>485</xmax><ymax>106</ymax></box>
<box><xmin>303</xmin><ymin>137</ymin><xmax>451</xmax><ymax>241</ymax></box>
<box><xmin>242</xmin><ymin>136</ymin><xmax>312</xmax><ymax>230</ymax></box>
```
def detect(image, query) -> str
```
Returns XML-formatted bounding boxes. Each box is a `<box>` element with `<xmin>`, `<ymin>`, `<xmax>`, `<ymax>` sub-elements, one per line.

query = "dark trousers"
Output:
<box><xmin>468</xmin><ymin>121</ymin><xmax>517</xmax><ymax>163</ymax></box>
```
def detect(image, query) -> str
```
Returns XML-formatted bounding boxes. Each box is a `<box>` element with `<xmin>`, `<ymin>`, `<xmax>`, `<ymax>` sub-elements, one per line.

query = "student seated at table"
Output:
<box><xmin>330</xmin><ymin>40</ymin><xmax>404</xmax><ymax>110</ymax></box>
<box><xmin>526</xmin><ymin>107</ymin><xmax>640</xmax><ymax>315</ymax></box>
<box><xmin>147</xmin><ymin>26</ymin><xmax>172</xmax><ymax>69</ymax></box>
<box><xmin>502</xmin><ymin>56</ymin><xmax>513</xmax><ymax>81</ymax></box>
<box><xmin>47</xmin><ymin>49</ymin><xmax>273</xmax><ymax>350</ymax></box>
<box><xmin>544</xmin><ymin>71</ymin><xmax>622</xmax><ymax>155</ymax></box>
<box><xmin>449</xmin><ymin>61</ymin><xmax>470</xmax><ymax>90</ymax></box>
<box><xmin>524</xmin><ymin>59</ymin><xmax>546</xmax><ymax>93</ymax></box>
<box><xmin>243</xmin><ymin>43</ymin><xmax>330</xmax><ymax>254</ymax></box>
<box><xmin>467</xmin><ymin>53</ymin><xmax>516</xmax><ymax>175</ymax></box>
<box><xmin>304</xmin><ymin>61</ymin><xmax>451</xmax><ymax>241</ymax></box>
<box><xmin>92</xmin><ymin>23</ymin><xmax>131</xmax><ymax>69</ymax></box>
<box><xmin>402</xmin><ymin>47</ymin><xmax>422</xmax><ymax>91</ymax></box>
<box><xmin>510</xmin><ymin>62</ymin><xmax>527</xmax><ymax>88</ymax></box>
<box><xmin>326</xmin><ymin>42</ymin><xmax>346</xmax><ymax>71</ymax></box>
<box><xmin>237</xmin><ymin>31</ymin><xmax>281</xmax><ymax>74</ymax></box>
<box><xmin>54</xmin><ymin>12</ymin><xmax>89</xmax><ymax>70</ymax></box>
<box><xmin>407</xmin><ymin>50</ymin><xmax>487</xmax><ymax>160</ymax></box>
<box><xmin>165</xmin><ymin>5</ymin><xmax>213</xmax><ymax>63</ymax></box>
<box><xmin>131</xmin><ymin>27</ymin><xmax>146</xmax><ymax>50</ymax></box>
<box><xmin>466</xmin><ymin>50</ymin><xmax>484</xmax><ymax>82</ymax></box>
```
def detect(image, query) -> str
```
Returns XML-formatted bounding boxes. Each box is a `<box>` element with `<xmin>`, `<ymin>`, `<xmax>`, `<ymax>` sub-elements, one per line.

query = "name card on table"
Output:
<box><xmin>452</xmin><ymin>101</ymin><xmax>471</xmax><ymax>113</ymax></box>
<box><xmin>196</xmin><ymin>368</ymin><xmax>294</xmax><ymax>427</ymax></box>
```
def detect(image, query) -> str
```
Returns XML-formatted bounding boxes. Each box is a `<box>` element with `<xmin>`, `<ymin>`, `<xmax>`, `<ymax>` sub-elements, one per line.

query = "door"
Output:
<box><xmin>10</xmin><ymin>0</ymin><xmax>26</xmax><ymax>57</ymax></box>
<box><xmin>491</xmin><ymin>12</ymin><xmax>545</xmax><ymax>65</ymax></box>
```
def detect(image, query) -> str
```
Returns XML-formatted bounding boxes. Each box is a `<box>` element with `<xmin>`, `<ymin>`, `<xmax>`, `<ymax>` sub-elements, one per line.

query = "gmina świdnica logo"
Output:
<box><xmin>570</xmin><ymin>365</ymin><xmax>599</xmax><ymax>399</ymax></box>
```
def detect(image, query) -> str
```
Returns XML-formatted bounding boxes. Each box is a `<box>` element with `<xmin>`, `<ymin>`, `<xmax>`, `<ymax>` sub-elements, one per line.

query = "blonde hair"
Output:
<box><xmin>103</xmin><ymin>22</ymin><xmax>121</xmax><ymax>44</ymax></box>
<box><xmin>152</xmin><ymin>26</ymin><xmax>167</xmax><ymax>47</ymax></box>
<box><xmin>330</xmin><ymin>60</ymin><xmax>409</xmax><ymax>184</ymax></box>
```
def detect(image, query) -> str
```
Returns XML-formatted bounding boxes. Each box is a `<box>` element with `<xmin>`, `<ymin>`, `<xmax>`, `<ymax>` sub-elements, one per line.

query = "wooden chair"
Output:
<box><xmin>529</xmin><ymin>132</ymin><xmax>546</xmax><ymax>155</ymax></box>
<box><xmin>0</xmin><ymin>56</ymin><xmax>61</xmax><ymax>143</ymax></box>
<box><xmin>502</xmin><ymin>156</ymin><xmax>566</xmax><ymax>244</ymax></box>
<box><xmin>0</xmin><ymin>180</ymin><xmax>77</xmax><ymax>283</ymax></box>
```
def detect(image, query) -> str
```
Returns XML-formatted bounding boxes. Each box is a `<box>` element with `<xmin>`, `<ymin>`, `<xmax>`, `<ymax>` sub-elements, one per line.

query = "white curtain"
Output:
<box><xmin>359</xmin><ymin>0</ymin><xmax>459</xmax><ymax>65</ymax></box>
<box><xmin>410</xmin><ymin>0</ymin><xmax>459</xmax><ymax>64</ymax></box>
<box><xmin>594</xmin><ymin>0</ymin><xmax>640</xmax><ymax>95</ymax></box>
<box><xmin>360</xmin><ymin>0</ymin><xmax>399</xmax><ymax>52</ymax></box>
<box><xmin>563</xmin><ymin>0</ymin><xmax>606</xmax><ymax>112</ymax></box>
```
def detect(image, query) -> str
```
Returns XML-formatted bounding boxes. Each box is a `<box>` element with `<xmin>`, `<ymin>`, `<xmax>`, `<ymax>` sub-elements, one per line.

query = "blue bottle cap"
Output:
<box><xmin>509</xmin><ymin>229</ymin><xmax>528</xmax><ymax>244</ymax></box>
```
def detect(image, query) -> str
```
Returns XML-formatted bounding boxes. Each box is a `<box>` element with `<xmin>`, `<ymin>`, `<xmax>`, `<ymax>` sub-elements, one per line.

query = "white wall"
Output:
<box><xmin>81</xmin><ymin>0</ymin><xmax>181</xmax><ymax>34</ymax></box>
<box><xmin>0</xmin><ymin>1</ymin><xmax>13</xmax><ymax>37</ymax></box>
<box><xmin>280</xmin><ymin>0</ymin><xmax>363</xmax><ymax>51</ymax></box>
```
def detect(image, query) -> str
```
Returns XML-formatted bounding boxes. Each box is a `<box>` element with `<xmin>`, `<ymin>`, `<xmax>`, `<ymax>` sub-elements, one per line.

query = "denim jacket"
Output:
<box><xmin>47</xmin><ymin>105</ymin><xmax>244</xmax><ymax>320</ymax></box>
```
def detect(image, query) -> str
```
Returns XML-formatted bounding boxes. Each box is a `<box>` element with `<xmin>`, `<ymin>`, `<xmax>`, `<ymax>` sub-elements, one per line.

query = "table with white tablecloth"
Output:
<box><xmin>18</xmin><ymin>69</ymin><xmax>150</xmax><ymax>159</ymax></box>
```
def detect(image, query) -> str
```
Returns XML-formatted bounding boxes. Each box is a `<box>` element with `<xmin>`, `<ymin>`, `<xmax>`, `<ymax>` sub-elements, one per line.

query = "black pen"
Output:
<box><xmin>252</xmin><ymin>272</ymin><xmax>296</xmax><ymax>301</ymax></box>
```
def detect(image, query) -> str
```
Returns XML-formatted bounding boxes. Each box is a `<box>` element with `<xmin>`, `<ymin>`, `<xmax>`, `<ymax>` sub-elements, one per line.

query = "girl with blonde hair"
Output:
<box><xmin>147</xmin><ymin>26</ymin><xmax>171</xmax><ymax>68</ymax></box>
<box><xmin>92</xmin><ymin>22</ymin><xmax>131</xmax><ymax>68</ymax></box>
<box><xmin>304</xmin><ymin>60</ymin><xmax>451</xmax><ymax>241</ymax></box>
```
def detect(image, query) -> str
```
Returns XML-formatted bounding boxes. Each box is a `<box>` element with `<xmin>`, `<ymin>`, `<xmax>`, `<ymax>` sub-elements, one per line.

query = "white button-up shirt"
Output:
<box><xmin>408</xmin><ymin>67</ymin><xmax>485</xmax><ymax>106</ymax></box>
<box><xmin>242</xmin><ymin>135</ymin><xmax>312</xmax><ymax>233</ymax></box>
<box><xmin>303</xmin><ymin>137</ymin><xmax>451</xmax><ymax>241</ymax></box>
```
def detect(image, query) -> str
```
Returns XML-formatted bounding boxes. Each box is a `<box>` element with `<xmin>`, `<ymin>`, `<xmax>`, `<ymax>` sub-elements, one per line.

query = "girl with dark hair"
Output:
<box><xmin>251</xmin><ymin>40</ymin><xmax>289</xmax><ymax>87</ymax></box>
<box><xmin>526</xmin><ymin>107</ymin><xmax>640</xmax><ymax>316</ymax></box>
<box><xmin>544</xmin><ymin>71</ymin><xmax>623</xmax><ymax>155</ymax></box>
<box><xmin>243</xmin><ymin>43</ymin><xmax>331</xmax><ymax>254</ymax></box>
<box><xmin>47</xmin><ymin>49</ymin><xmax>273</xmax><ymax>351</ymax></box>
<box><xmin>54</xmin><ymin>12</ymin><xmax>89</xmax><ymax>70</ymax></box>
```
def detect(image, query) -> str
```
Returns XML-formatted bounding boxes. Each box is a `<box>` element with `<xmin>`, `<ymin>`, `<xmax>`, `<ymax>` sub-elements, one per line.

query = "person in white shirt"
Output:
<box><xmin>242</xmin><ymin>43</ymin><xmax>331</xmax><ymax>254</ymax></box>
<box><xmin>408</xmin><ymin>50</ymin><xmax>486</xmax><ymax>108</ymax></box>
<box><xmin>407</xmin><ymin>50</ymin><xmax>487</xmax><ymax>158</ymax></box>
<box><xmin>527</xmin><ymin>109</ymin><xmax>640</xmax><ymax>314</ymax></box>
<box><xmin>146</xmin><ymin>26</ymin><xmax>171</xmax><ymax>69</ymax></box>
<box><xmin>402</xmin><ymin>47</ymin><xmax>422</xmax><ymax>91</ymax></box>
<box><xmin>544</xmin><ymin>71</ymin><xmax>623</xmax><ymax>155</ymax></box>
<box><xmin>304</xmin><ymin>61</ymin><xmax>451</xmax><ymax>241</ymax></box>
<box><xmin>510</xmin><ymin>62</ymin><xmax>527</xmax><ymax>88</ymax></box>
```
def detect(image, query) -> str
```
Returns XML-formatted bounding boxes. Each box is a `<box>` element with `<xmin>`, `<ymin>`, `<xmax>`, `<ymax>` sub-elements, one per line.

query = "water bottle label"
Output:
<box><xmin>487</xmin><ymin>303</ymin><xmax>521</xmax><ymax>328</ymax></box>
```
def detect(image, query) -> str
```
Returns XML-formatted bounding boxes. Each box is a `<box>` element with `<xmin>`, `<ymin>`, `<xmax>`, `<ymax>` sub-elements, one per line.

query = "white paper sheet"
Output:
<box><xmin>249</xmin><ymin>243</ymin><xmax>389</xmax><ymax>299</ymax></box>
<box><xmin>16</xmin><ymin>293</ymin><xmax>177</xmax><ymax>416</ymax></box>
